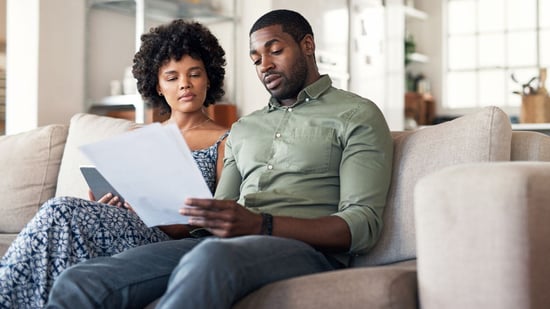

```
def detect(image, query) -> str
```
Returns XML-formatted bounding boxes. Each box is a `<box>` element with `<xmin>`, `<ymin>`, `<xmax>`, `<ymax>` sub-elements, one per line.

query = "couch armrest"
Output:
<box><xmin>233</xmin><ymin>260</ymin><xmax>417</xmax><ymax>309</ymax></box>
<box><xmin>415</xmin><ymin>162</ymin><xmax>550</xmax><ymax>309</ymax></box>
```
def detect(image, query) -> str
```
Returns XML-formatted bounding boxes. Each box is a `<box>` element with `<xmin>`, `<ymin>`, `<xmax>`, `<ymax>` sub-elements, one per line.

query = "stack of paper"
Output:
<box><xmin>79</xmin><ymin>123</ymin><xmax>212</xmax><ymax>227</ymax></box>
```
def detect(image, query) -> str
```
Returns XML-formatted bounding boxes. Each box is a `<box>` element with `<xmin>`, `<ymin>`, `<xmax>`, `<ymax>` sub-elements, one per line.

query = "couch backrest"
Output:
<box><xmin>353</xmin><ymin>106</ymin><xmax>513</xmax><ymax>267</ymax></box>
<box><xmin>511</xmin><ymin>131</ymin><xmax>550</xmax><ymax>161</ymax></box>
<box><xmin>55</xmin><ymin>113</ymin><xmax>136</xmax><ymax>199</ymax></box>
<box><xmin>0</xmin><ymin>124</ymin><xmax>68</xmax><ymax>233</ymax></box>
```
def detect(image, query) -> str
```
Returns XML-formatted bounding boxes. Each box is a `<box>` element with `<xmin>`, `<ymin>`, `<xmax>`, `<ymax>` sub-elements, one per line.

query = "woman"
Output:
<box><xmin>0</xmin><ymin>20</ymin><xmax>229</xmax><ymax>308</ymax></box>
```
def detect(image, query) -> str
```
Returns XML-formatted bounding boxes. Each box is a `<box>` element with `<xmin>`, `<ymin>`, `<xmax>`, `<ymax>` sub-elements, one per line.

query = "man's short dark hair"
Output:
<box><xmin>249</xmin><ymin>9</ymin><xmax>314</xmax><ymax>43</ymax></box>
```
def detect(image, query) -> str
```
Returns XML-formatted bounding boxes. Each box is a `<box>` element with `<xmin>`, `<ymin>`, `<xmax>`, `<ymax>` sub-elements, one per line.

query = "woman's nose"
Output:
<box><xmin>180</xmin><ymin>79</ymin><xmax>191</xmax><ymax>90</ymax></box>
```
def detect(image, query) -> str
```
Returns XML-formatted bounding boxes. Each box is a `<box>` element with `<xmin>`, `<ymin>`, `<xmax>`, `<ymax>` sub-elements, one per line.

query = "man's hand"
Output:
<box><xmin>180</xmin><ymin>198</ymin><xmax>262</xmax><ymax>238</ymax></box>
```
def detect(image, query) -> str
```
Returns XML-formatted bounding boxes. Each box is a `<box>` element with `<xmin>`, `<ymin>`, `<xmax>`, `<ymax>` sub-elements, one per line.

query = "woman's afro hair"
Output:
<box><xmin>132</xmin><ymin>19</ymin><xmax>226</xmax><ymax>114</ymax></box>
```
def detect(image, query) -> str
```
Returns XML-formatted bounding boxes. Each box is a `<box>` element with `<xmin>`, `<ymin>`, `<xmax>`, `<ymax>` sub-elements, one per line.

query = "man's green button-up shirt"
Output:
<box><xmin>214</xmin><ymin>75</ymin><xmax>393</xmax><ymax>254</ymax></box>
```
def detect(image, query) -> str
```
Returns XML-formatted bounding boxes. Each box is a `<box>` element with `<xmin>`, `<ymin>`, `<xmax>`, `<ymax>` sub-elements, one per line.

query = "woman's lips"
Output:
<box><xmin>178</xmin><ymin>93</ymin><xmax>195</xmax><ymax>101</ymax></box>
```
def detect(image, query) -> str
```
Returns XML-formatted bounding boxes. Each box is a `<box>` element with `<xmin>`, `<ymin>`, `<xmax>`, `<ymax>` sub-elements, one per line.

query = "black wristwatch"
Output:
<box><xmin>260</xmin><ymin>213</ymin><xmax>273</xmax><ymax>236</ymax></box>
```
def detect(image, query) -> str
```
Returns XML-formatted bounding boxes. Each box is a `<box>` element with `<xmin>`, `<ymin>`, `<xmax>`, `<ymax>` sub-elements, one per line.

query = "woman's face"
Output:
<box><xmin>157</xmin><ymin>55</ymin><xmax>209</xmax><ymax>114</ymax></box>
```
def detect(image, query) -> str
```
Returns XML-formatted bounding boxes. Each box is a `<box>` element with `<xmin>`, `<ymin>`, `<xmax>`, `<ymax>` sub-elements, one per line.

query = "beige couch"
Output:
<box><xmin>1</xmin><ymin>106</ymin><xmax>549</xmax><ymax>308</ymax></box>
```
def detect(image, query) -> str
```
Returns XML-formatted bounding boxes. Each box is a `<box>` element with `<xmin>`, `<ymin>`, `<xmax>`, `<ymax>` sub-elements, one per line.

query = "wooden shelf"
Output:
<box><xmin>405</xmin><ymin>92</ymin><xmax>435</xmax><ymax>126</ymax></box>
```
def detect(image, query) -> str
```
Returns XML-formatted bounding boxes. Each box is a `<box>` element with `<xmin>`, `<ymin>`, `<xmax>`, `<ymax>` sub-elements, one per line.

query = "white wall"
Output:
<box><xmin>348</xmin><ymin>0</ymin><xmax>405</xmax><ymax>130</ymax></box>
<box><xmin>38</xmin><ymin>1</ymin><xmax>86</xmax><ymax>128</ymax></box>
<box><xmin>3</xmin><ymin>0</ymin><xmax>411</xmax><ymax>133</ymax></box>
<box><xmin>231</xmin><ymin>0</ymin><xmax>271</xmax><ymax>116</ymax></box>
<box><xmin>6</xmin><ymin>0</ymin><xmax>85</xmax><ymax>134</ymax></box>
<box><xmin>6</xmin><ymin>0</ymin><xmax>39</xmax><ymax>133</ymax></box>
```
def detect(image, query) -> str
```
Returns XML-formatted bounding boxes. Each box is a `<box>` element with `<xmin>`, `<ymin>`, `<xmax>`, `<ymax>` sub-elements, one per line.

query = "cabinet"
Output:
<box><xmin>86</xmin><ymin>0</ymin><xmax>237</xmax><ymax>123</ymax></box>
<box><xmin>405</xmin><ymin>91</ymin><xmax>434</xmax><ymax>127</ymax></box>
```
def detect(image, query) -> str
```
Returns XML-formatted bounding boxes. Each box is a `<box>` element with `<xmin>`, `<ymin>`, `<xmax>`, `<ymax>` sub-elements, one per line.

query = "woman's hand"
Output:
<box><xmin>88</xmin><ymin>189</ymin><xmax>133</xmax><ymax>211</ymax></box>
<box><xmin>179</xmin><ymin>198</ymin><xmax>263</xmax><ymax>238</ymax></box>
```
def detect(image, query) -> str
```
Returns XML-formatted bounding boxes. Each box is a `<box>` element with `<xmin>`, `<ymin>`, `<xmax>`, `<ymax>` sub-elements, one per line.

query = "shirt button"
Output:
<box><xmin>275</xmin><ymin>133</ymin><xmax>281</xmax><ymax>138</ymax></box>
<box><xmin>267</xmin><ymin>164</ymin><xmax>273</xmax><ymax>170</ymax></box>
<box><xmin>305</xmin><ymin>98</ymin><xmax>310</xmax><ymax>102</ymax></box>
<box><xmin>288</xmin><ymin>108</ymin><xmax>293</xmax><ymax>112</ymax></box>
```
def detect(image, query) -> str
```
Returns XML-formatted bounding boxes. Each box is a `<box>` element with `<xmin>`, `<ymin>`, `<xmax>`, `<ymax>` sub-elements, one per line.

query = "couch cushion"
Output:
<box><xmin>234</xmin><ymin>260</ymin><xmax>417</xmax><ymax>309</ymax></box>
<box><xmin>511</xmin><ymin>131</ymin><xmax>550</xmax><ymax>161</ymax></box>
<box><xmin>55</xmin><ymin>113</ymin><xmax>135</xmax><ymax>199</ymax></box>
<box><xmin>354</xmin><ymin>106</ymin><xmax>512</xmax><ymax>267</ymax></box>
<box><xmin>0</xmin><ymin>234</ymin><xmax>18</xmax><ymax>257</ymax></box>
<box><xmin>0</xmin><ymin>124</ymin><xmax>68</xmax><ymax>233</ymax></box>
<box><xmin>415</xmin><ymin>162</ymin><xmax>550</xmax><ymax>309</ymax></box>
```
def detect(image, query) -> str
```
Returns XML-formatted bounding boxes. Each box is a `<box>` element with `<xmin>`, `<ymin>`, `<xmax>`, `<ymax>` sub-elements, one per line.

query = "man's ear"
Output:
<box><xmin>301</xmin><ymin>34</ymin><xmax>315</xmax><ymax>56</ymax></box>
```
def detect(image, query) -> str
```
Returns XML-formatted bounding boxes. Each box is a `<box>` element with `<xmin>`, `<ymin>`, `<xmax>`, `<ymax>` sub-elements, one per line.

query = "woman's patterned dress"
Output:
<box><xmin>0</xmin><ymin>131</ymin><xmax>229</xmax><ymax>309</ymax></box>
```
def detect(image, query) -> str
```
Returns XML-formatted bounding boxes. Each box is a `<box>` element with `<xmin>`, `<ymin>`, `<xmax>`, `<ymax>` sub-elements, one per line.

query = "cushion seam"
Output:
<box><xmin>487</xmin><ymin>107</ymin><xmax>495</xmax><ymax>161</ymax></box>
<box><xmin>37</xmin><ymin>126</ymin><xmax>56</xmax><ymax>208</ymax></box>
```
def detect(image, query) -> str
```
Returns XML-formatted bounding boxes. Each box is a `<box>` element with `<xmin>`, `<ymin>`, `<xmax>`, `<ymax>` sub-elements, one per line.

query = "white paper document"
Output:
<box><xmin>79</xmin><ymin>123</ymin><xmax>212</xmax><ymax>227</ymax></box>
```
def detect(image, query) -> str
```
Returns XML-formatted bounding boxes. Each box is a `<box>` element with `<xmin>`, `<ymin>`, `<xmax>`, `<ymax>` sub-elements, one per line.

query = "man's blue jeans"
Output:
<box><xmin>46</xmin><ymin>235</ymin><xmax>343</xmax><ymax>308</ymax></box>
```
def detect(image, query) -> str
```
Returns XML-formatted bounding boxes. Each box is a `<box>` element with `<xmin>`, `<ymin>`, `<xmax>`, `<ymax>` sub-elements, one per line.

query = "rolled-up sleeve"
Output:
<box><xmin>332</xmin><ymin>103</ymin><xmax>393</xmax><ymax>254</ymax></box>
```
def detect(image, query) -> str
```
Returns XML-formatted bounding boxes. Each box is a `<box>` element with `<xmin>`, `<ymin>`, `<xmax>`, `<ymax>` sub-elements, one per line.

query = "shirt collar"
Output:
<box><xmin>267</xmin><ymin>75</ymin><xmax>332</xmax><ymax>112</ymax></box>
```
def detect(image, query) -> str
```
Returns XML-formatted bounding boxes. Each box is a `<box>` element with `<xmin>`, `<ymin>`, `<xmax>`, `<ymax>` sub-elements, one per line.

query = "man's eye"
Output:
<box><xmin>252</xmin><ymin>59</ymin><xmax>261</xmax><ymax>66</ymax></box>
<box><xmin>272</xmin><ymin>49</ymin><xmax>282</xmax><ymax>55</ymax></box>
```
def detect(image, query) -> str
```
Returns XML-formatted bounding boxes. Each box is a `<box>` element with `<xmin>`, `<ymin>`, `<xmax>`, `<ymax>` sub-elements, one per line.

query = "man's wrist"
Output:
<box><xmin>260</xmin><ymin>213</ymin><xmax>273</xmax><ymax>235</ymax></box>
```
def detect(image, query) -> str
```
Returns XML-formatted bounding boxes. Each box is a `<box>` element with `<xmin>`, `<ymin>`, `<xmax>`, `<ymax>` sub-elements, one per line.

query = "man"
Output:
<box><xmin>46</xmin><ymin>9</ymin><xmax>393</xmax><ymax>308</ymax></box>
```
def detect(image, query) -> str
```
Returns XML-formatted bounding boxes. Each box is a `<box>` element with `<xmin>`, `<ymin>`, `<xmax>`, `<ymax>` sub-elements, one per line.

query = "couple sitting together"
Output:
<box><xmin>0</xmin><ymin>9</ymin><xmax>393</xmax><ymax>309</ymax></box>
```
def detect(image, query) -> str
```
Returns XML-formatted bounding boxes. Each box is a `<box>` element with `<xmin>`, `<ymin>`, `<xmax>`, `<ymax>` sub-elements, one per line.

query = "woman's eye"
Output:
<box><xmin>272</xmin><ymin>49</ymin><xmax>282</xmax><ymax>55</ymax></box>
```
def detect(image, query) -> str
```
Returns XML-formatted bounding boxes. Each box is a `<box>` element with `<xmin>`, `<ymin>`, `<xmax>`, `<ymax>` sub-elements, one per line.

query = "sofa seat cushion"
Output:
<box><xmin>233</xmin><ymin>260</ymin><xmax>417</xmax><ymax>309</ymax></box>
<box><xmin>55</xmin><ymin>113</ymin><xmax>135</xmax><ymax>199</ymax></box>
<box><xmin>0</xmin><ymin>124</ymin><xmax>68</xmax><ymax>233</ymax></box>
<box><xmin>0</xmin><ymin>234</ymin><xmax>18</xmax><ymax>257</ymax></box>
<box><xmin>356</xmin><ymin>106</ymin><xmax>513</xmax><ymax>267</ymax></box>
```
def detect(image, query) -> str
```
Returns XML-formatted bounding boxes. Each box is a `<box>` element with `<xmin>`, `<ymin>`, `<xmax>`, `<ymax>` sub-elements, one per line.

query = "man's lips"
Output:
<box><xmin>264</xmin><ymin>74</ymin><xmax>282</xmax><ymax>90</ymax></box>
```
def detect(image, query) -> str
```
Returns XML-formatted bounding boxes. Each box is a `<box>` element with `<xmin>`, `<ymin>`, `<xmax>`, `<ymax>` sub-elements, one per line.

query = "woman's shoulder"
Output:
<box><xmin>186</xmin><ymin>122</ymin><xmax>229</xmax><ymax>150</ymax></box>
<box><xmin>205</xmin><ymin>121</ymin><xmax>229</xmax><ymax>138</ymax></box>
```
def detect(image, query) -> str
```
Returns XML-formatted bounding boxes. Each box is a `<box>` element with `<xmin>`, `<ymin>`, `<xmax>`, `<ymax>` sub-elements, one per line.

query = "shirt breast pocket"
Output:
<box><xmin>279</xmin><ymin>127</ymin><xmax>335</xmax><ymax>173</ymax></box>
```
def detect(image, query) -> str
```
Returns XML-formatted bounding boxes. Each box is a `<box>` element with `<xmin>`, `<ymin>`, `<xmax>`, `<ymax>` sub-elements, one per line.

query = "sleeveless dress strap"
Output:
<box><xmin>215</xmin><ymin>130</ymin><xmax>230</xmax><ymax>146</ymax></box>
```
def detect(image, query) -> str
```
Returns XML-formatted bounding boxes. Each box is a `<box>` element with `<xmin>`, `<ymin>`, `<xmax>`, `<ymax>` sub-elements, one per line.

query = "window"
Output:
<box><xmin>444</xmin><ymin>0</ymin><xmax>550</xmax><ymax>110</ymax></box>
